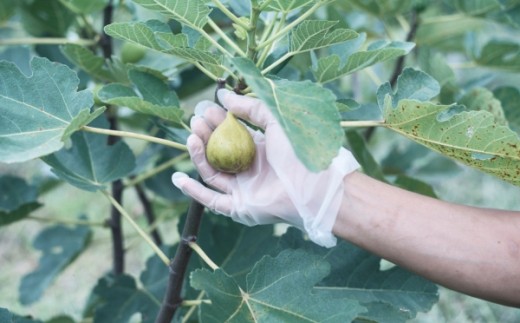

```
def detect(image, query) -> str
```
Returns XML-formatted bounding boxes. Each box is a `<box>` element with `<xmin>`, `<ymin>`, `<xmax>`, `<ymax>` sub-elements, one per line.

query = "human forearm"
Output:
<box><xmin>334</xmin><ymin>172</ymin><xmax>520</xmax><ymax>307</ymax></box>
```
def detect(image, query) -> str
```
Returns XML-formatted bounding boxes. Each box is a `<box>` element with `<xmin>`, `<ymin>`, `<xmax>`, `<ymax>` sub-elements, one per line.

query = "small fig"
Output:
<box><xmin>206</xmin><ymin>112</ymin><xmax>256</xmax><ymax>173</ymax></box>
<box><xmin>121</xmin><ymin>42</ymin><xmax>146</xmax><ymax>64</ymax></box>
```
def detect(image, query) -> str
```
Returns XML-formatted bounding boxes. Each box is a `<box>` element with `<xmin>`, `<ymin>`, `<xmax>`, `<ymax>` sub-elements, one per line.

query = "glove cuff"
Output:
<box><xmin>298</xmin><ymin>148</ymin><xmax>360</xmax><ymax>248</ymax></box>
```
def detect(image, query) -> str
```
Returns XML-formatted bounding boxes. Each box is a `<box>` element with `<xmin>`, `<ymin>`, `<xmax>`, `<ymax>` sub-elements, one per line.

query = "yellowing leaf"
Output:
<box><xmin>384</xmin><ymin>98</ymin><xmax>520</xmax><ymax>186</ymax></box>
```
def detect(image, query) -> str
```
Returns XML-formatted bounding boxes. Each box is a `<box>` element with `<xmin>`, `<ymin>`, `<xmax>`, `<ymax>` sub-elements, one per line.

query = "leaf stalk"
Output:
<box><xmin>81</xmin><ymin>126</ymin><xmax>188</xmax><ymax>151</ymax></box>
<box><xmin>0</xmin><ymin>37</ymin><xmax>98</xmax><ymax>46</ymax></box>
<box><xmin>211</xmin><ymin>0</ymin><xmax>250</xmax><ymax>30</ymax></box>
<box><xmin>102</xmin><ymin>190</ymin><xmax>170</xmax><ymax>266</ymax></box>
<box><xmin>341</xmin><ymin>120</ymin><xmax>385</xmax><ymax>128</ymax></box>
<box><xmin>189</xmin><ymin>241</ymin><xmax>219</xmax><ymax>270</ymax></box>
<box><xmin>256</xmin><ymin>0</ymin><xmax>326</xmax><ymax>51</ymax></box>
<box><xmin>181</xmin><ymin>299</ymin><xmax>212</xmax><ymax>307</ymax></box>
<box><xmin>207</xmin><ymin>18</ymin><xmax>247</xmax><ymax>57</ymax></box>
<box><xmin>124</xmin><ymin>153</ymin><xmax>189</xmax><ymax>187</ymax></box>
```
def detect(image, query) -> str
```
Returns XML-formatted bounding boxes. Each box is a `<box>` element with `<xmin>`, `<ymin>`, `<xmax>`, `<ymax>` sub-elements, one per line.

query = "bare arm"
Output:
<box><xmin>334</xmin><ymin>171</ymin><xmax>520</xmax><ymax>307</ymax></box>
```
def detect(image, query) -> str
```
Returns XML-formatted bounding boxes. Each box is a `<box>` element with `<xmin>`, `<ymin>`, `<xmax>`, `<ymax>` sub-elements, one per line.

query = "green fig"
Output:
<box><xmin>121</xmin><ymin>42</ymin><xmax>146</xmax><ymax>64</ymax></box>
<box><xmin>206</xmin><ymin>111</ymin><xmax>256</xmax><ymax>173</ymax></box>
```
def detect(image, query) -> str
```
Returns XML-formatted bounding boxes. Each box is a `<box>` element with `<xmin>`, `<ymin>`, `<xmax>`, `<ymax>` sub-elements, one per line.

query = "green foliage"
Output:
<box><xmin>1</xmin><ymin>0</ymin><xmax>519</xmax><ymax>321</ymax></box>
<box><xmin>61</xmin><ymin>44</ymin><xmax>117</xmax><ymax>82</ymax></box>
<box><xmin>0</xmin><ymin>307</ymin><xmax>43</xmax><ymax>323</ymax></box>
<box><xmin>0</xmin><ymin>175</ymin><xmax>41</xmax><ymax>226</ymax></box>
<box><xmin>98</xmin><ymin>69</ymin><xmax>184</xmax><ymax>125</ymax></box>
<box><xmin>0</xmin><ymin>57</ymin><xmax>95</xmax><ymax>163</ymax></box>
<box><xmin>19</xmin><ymin>223</ymin><xmax>91</xmax><ymax>305</ymax></box>
<box><xmin>377</xmin><ymin>67</ymin><xmax>440</xmax><ymax>109</ymax></box>
<box><xmin>91</xmin><ymin>274</ymin><xmax>160</xmax><ymax>323</ymax></box>
<box><xmin>191</xmin><ymin>249</ymin><xmax>364</xmax><ymax>322</ymax></box>
<box><xmin>287</xmin><ymin>20</ymin><xmax>359</xmax><ymax>55</ymax></box>
<box><xmin>132</xmin><ymin>0</ymin><xmax>211</xmax><ymax>30</ymax></box>
<box><xmin>42</xmin><ymin>118</ymin><xmax>136</xmax><ymax>192</ymax></box>
<box><xmin>384</xmin><ymin>100</ymin><xmax>520</xmax><ymax>186</ymax></box>
<box><xmin>19</xmin><ymin>0</ymin><xmax>75</xmax><ymax>37</ymax></box>
<box><xmin>232</xmin><ymin>57</ymin><xmax>343</xmax><ymax>171</ymax></box>
<box><xmin>313</xmin><ymin>41</ymin><xmax>415</xmax><ymax>83</ymax></box>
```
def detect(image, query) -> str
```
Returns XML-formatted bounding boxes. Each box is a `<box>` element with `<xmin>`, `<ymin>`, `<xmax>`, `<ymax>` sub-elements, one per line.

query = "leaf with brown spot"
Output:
<box><xmin>384</xmin><ymin>97</ymin><xmax>520</xmax><ymax>186</ymax></box>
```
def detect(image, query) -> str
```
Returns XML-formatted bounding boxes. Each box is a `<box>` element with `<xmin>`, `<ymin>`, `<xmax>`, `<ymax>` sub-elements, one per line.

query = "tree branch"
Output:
<box><xmin>100</xmin><ymin>0</ymin><xmax>126</xmax><ymax>275</ymax></box>
<box><xmin>155</xmin><ymin>81</ymin><xmax>227</xmax><ymax>323</ymax></box>
<box><xmin>155</xmin><ymin>177</ymin><xmax>206</xmax><ymax>323</ymax></box>
<box><xmin>364</xmin><ymin>11</ymin><xmax>419</xmax><ymax>142</ymax></box>
<box><xmin>135</xmin><ymin>184</ymin><xmax>163</xmax><ymax>246</ymax></box>
<box><xmin>389</xmin><ymin>11</ymin><xmax>419</xmax><ymax>87</ymax></box>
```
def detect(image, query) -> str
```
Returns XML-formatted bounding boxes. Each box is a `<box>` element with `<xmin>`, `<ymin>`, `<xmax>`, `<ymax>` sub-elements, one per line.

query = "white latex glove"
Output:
<box><xmin>172</xmin><ymin>89</ymin><xmax>359</xmax><ymax>248</ymax></box>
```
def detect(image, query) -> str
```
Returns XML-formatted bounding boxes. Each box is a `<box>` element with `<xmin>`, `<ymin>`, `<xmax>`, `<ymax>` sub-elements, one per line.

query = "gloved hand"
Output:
<box><xmin>172</xmin><ymin>89</ymin><xmax>359</xmax><ymax>247</ymax></box>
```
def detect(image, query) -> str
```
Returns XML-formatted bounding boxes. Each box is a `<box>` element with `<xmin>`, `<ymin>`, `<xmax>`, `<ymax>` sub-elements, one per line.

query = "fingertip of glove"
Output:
<box><xmin>187</xmin><ymin>134</ymin><xmax>204</xmax><ymax>153</ymax></box>
<box><xmin>217</xmin><ymin>88</ymin><xmax>232</xmax><ymax>103</ymax></box>
<box><xmin>171</xmin><ymin>172</ymin><xmax>189</xmax><ymax>189</ymax></box>
<box><xmin>194</xmin><ymin>100</ymin><xmax>217</xmax><ymax>116</ymax></box>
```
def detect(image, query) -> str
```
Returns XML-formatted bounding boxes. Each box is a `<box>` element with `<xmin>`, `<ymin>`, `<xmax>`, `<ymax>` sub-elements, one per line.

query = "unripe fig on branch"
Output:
<box><xmin>206</xmin><ymin>111</ymin><xmax>255</xmax><ymax>173</ymax></box>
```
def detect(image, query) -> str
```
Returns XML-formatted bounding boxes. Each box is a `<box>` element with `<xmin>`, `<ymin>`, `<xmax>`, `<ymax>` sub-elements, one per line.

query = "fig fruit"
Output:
<box><xmin>206</xmin><ymin>111</ymin><xmax>256</xmax><ymax>173</ymax></box>
<box><xmin>121</xmin><ymin>42</ymin><xmax>146</xmax><ymax>64</ymax></box>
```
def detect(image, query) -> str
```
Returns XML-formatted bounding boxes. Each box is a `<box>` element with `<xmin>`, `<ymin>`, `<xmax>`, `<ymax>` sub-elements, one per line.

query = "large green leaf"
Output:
<box><xmin>191</xmin><ymin>249</ymin><xmax>365</xmax><ymax>322</ymax></box>
<box><xmin>88</xmin><ymin>245</ymin><xmax>176</xmax><ymax>322</ymax></box>
<box><xmin>19</xmin><ymin>223</ymin><xmax>91</xmax><ymax>305</ymax></box>
<box><xmin>232</xmin><ymin>57</ymin><xmax>343</xmax><ymax>171</ymax></box>
<box><xmin>41</xmin><ymin>118</ymin><xmax>136</xmax><ymax>192</ymax></box>
<box><xmin>61</xmin><ymin>44</ymin><xmax>115</xmax><ymax>82</ymax></box>
<box><xmin>131</xmin><ymin>0</ymin><xmax>211</xmax><ymax>30</ymax></box>
<box><xmin>104</xmin><ymin>20</ymin><xmax>223</xmax><ymax>68</ymax></box>
<box><xmin>288</xmin><ymin>20</ymin><xmax>358</xmax><ymax>55</ymax></box>
<box><xmin>263</xmin><ymin>0</ymin><xmax>315</xmax><ymax>12</ymax></box>
<box><xmin>0</xmin><ymin>202</ymin><xmax>41</xmax><ymax>227</ymax></box>
<box><xmin>0</xmin><ymin>176</ymin><xmax>41</xmax><ymax>226</ymax></box>
<box><xmin>313</xmin><ymin>41</ymin><xmax>415</xmax><ymax>83</ymax></box>
<box><xmin>19</xmin><ymin>0</ymin><xmax>74</xmax><ymax>37</ymax></box>
<box><xmin>418</xmin><ymin>49</ymin><xmax>456</xmax><ymax>87</ymax></box>
<box><xmin>155</xmin><ymin>32</ymin><xmax>223</xmax><ymax>66</ymax></box>
<box><xmin>459</xmin><ymin>87</ymin><xmax>508</xmax><ymax>125</ymax></box>
<box><xmin>0</xmin><ymin>57</ymin><xmax>94</xmax><ymax>163</ymax></box>
<box><xmin>416</xmin><ymin>17</ymin><xmax>486</xmax><ymax>48</ymax></box>
<box><xmin>104</xmin><ymin>20</ymin><xmax>164</xmax><ymax>51</ymax></box>
<box><xmin>217</xmin><ymin>225</ymin><xmax>279</xmax><ymax>284</ymax></box>
<box><xmin>279</xmin><ymin>228</ymin><xmax>439</xmax><ymax>322</ymax></box>
<box><xmin>475</xmin><ymin>40</ymin><xmax>520</xmax><ymax>72</ymax></box>
<box><xmin>384</xmin><ymin>99</ymin><xmax>520</xmax><ymax>186</ymax></box>
<box><xmin>0</xmin><ymin>176</ymin><xmax>37</xmax><ymax>212</ymax></box>
<box><xmin>0</xmin><ymin>308</ymin><xmax>43</xmax><ymax>323</ymax></box>
<box><xmin>376</xmin><ymin>68</ymin><xmax>440</xmax><ymax>110</ymax></box>
<box><xmin>494</xmin><ymin>86</ymin><xmax>520</xmax><ymax>135</ymax></box>
<box><xmin>139</xmin><ymin>246</ymin><xmax>176</xmax><ymax>301</ymax></box>
<box><xmin>92</xmin><ymin>274</ymin><xmax>160</xmax><ymax>323</ymax></box>
<box><xmin>98</xmin><ymin>69</ymin><xmax>184</xmax><ymax>124</ymax></box>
